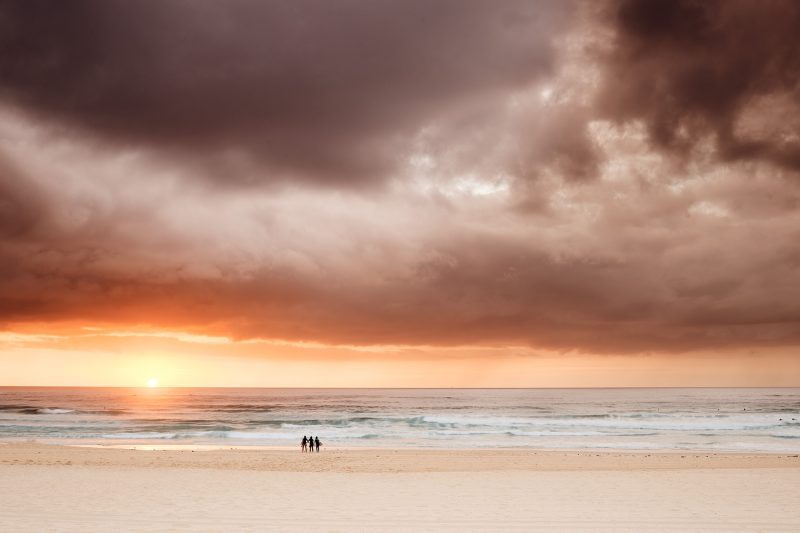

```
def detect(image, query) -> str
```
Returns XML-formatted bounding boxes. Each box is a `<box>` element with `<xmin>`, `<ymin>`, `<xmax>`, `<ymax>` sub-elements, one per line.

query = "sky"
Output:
<box><xmin>1</xmin><ymin>0</ymin><xmax>799</xmax><ymax>387</ymax></box>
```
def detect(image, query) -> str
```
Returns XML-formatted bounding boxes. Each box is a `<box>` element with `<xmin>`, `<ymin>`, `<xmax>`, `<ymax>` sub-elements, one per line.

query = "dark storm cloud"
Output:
<box><xmin>1</xmin><ymin>0</ymin><xmax>800</xmax><ymax>355</ymax></box>
<box><xmin>599</xmin><ymin>0</ymin><xmax>800</xmax><ymax>170</ymax></box>
<box><xmin>0</xmin><ymin>154</ymin><xmax>47</xmax><ymax>240</ymax></box>
<box><xmin>0</xmin><ymin>0</ymin><xmax>570</xmax><ymax>185</ymax></box>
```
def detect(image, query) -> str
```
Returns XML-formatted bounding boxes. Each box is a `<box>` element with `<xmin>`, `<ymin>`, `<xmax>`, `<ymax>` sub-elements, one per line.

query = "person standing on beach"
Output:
<box><xmin>301</xmin><ymin>436</ymin><xmax>308</xmax><ymax>452</ymax></box>
<box><xmin>315</xmin><ymin>436</ymin><xmax>321</xmax><ymax>452</ymax></box>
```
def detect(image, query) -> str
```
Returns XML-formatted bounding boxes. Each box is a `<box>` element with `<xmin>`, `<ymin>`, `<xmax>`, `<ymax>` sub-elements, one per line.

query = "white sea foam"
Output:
<box><xmin>101</xmin><ymin>432</ymin><xmax>179</xmax><ymax>439</ymax></box>
<box><xmin>1</xmin><ymin>387</ymin><xmax>798</xmax><ymax>451</ymax></box>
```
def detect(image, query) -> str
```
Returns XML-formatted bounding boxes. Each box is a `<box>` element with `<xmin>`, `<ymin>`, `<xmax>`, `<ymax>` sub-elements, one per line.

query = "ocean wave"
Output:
<box><xmin>4</xmin><ymin>411</ymin><xmax>798</xmax><ymax>435</ymax></box>
<box><xmin>411</xmin><ymin>414</ymin><xmax>797</xmax><ymax>432</ymax></box>
<box><xmin>101</xmin><ymin>432</ymin><xmax>181</xmax><ymax>439</ymax></box>
<box><xmin>0</xmin><ymin>404</ymin><xmax>37</xmax><ymax>412</ymax></box>
<box><xmin>0</xmin><ymin>404</ymin><xmax>74</xmax><ymax>414</ymax></box>
<box><xmin>0</xmin><ymin>404</ymin><xmax>128</xmax><ymax>416</ymax></box>
<box><xmin>96</xmin><ymin>430</ymin><xmax>380</xmax><ymax>441</ymax></box>
<box><xmin>2</xmin><ymin>388</ymin><xmax>799</xmax><ymax>452</ymax></box>
<box><xmin>281</xmin><ymin>417</ymin><xmax>389</xmax><ymax>427</ymax></box>
<box><xmin>39</xmin><ymin>408</ymin><xmax>75</xmax><ymax>414</ymax></box>
<box><xmin>16</xmin><ymin>407</ymin><xmax>76</xmax><ymax>415</ymax></box>
<box><xmin>504</xmin><ymin>430</ymin><xmax>661</xmax><ymax>438</ymax></box>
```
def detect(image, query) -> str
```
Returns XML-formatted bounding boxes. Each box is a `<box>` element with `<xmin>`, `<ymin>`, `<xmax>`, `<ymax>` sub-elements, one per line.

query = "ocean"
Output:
<box><xmin>1</xmin><ymin>387</ymin><xmax>798</xmax><ymax>452</ymax></box>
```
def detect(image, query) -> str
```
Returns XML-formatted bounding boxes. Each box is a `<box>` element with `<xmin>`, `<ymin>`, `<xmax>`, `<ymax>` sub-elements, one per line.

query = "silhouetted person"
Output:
<box><xmin>315</xmin><ymin>436</ymin><xmax>321</xmax><ymax>452</ymax></box>
<box><xmin>301</xmin><ymin>436</ymin><xmax>308</xmax><ymax>452</ymax></box>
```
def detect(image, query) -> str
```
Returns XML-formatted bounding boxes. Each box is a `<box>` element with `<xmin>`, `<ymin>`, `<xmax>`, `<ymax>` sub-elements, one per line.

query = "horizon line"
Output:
<box><xmin>1</xmin><ymin>385</ymin><xmax>798</xmax><ymax>390</ymax></box>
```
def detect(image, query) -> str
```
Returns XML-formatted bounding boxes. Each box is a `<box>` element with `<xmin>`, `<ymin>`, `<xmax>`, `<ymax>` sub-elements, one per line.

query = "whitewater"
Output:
<box><xmin>1</xmin><ymin>387</ymin><xmax>798</xmax><ymax>452</ymax></box>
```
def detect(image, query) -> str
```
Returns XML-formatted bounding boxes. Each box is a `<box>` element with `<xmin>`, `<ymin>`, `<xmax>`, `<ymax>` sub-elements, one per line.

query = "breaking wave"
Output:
<box><xmin>1</xmin><ymin>387</ymin><xmax>798</xmax><ymax>452</ymax></box>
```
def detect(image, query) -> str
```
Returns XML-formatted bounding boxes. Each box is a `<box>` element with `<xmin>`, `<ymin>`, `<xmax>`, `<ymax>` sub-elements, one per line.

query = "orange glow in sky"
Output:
<box><xmin>1</xmin><ymin>326</ymin><xmax>798</xmax><ymax>388</ymax></box>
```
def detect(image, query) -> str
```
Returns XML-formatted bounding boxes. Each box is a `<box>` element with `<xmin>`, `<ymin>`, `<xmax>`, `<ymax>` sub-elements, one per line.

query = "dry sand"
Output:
<box><xmin>1</xmin><ymin>443</ymin><xmax>799</xmax><ymax>532</ymax></box>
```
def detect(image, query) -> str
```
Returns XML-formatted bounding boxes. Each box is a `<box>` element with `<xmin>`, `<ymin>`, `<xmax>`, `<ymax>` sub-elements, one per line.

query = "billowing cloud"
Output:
<box><xmin>0</xmin><ymin>0</ymin><xmax>572</xmax><ymax>185</ymax></box>
<box><xmin>1</xmin><ymin>0</ymin><xmax>799</xmax><ymax>356</ymax></box>
<box><xmin>598</xmin><ymin>0</ymin><xmax>800</xmax><ymax>170</ymax></box>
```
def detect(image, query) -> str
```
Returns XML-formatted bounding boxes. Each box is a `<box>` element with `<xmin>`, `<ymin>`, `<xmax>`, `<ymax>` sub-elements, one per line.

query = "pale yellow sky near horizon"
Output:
<box><xmin>1</xmin><ymin>329</ymin><xmax>798</xmax><ymax>388</ymax></box>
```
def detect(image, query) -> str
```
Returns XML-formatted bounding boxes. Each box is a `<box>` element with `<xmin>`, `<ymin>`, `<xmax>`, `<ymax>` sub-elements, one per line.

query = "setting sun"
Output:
<box><xmin>146</xmin><ymin>378</ymin><xmax>158</xmax><ymax>388</ymax></box>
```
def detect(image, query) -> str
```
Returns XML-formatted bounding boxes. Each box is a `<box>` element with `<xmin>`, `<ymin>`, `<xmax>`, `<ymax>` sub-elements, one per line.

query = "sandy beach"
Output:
<box><xmin>1</xmin><ymin>443</ymin><xmax>798</xmax><ymax>532</ymax></box>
